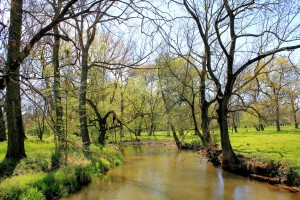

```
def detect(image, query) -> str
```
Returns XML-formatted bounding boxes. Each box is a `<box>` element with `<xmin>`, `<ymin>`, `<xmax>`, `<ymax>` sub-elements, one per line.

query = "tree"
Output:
<box><xmin>2</xmin><ymin>0</ymin><xmax>108</xmax><ymax>158</ymax></box>
<box><xmin>258</xmin><ymin>58</ymin><xmax>293</xmax><ymax>131</ymax></box>
<box><xmin>5</xmin><ymin>0</ymin><xmax>26</xmax><ymax>158</ymax></box>
<box><xmin>51</xmin><ymin>0</ymin><xmax>67</xmax><ymax>165</ymax></box>
<box><xmin>182</xmin><ymin>0</ymin><xmax>300</xmax><ymax>169</ymax></box>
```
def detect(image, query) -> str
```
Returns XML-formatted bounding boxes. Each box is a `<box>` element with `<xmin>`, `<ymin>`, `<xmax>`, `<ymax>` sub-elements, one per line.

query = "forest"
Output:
<box><xmin>0</xmin><ymin>0</ymin><xmax>300</xmax><ymax>199</ymax></box>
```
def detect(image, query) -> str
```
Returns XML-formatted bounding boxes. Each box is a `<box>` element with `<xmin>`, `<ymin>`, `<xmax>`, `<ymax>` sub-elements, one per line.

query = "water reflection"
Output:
<box><xmin>68</xmin><ymin>146</ymin><xmax>300</xmax><ymax>200</ymax></box>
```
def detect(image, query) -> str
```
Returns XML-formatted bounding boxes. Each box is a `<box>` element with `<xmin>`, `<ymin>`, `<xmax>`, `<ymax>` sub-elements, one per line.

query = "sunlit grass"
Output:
<box><xmin>230</xmin><ymin>126</ymin><xmax>300</xmax><ymax>165</ymax></box>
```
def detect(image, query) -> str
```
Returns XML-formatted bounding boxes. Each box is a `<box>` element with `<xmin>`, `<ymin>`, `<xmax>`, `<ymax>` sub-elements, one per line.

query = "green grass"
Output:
<box><xmin>229</xmin><ymin>126</ymin><xmax>300</xmax><ymax>165</ymax></box>
<box><xmin>0</xmin><ymin>136</ymin><xmax>123</xmax><ymax>199</ymax></box>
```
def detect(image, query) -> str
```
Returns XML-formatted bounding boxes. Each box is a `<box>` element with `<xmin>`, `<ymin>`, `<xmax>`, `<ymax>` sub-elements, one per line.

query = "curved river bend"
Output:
<box><xmin>68</xmin><ymin>146</ymin><xmax>300</xmax><ymax>200</ymax></box>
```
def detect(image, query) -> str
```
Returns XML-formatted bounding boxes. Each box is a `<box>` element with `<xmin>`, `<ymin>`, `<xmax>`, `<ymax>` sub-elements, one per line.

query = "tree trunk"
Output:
<box><xmin>136</xmin><ymin>121</ymin><xmax>142</xmax><ymax>136</ymax></box>
<box><xmin>200</xmin><ymin>69</ymin><xmax>211</xmax><ymax>146</ymax></box>
<box><xmin>259</xmin><ymin>124</ymin><xmax>264</xmax><ymax>131</ymax></box>
<box><xmin>79</xmin><ymin>51</ymin><xmax>91</xmax><ymax>146</ymax></box>
<box><xmin>275</xmin><ymin>96</ymin><xmax>281</xmax><ymax>132</ymax></box>
<box><xmin>191</xmin><ymin>105</ymin><xmax>205</xmax><ymax>143</ymax></box>
<box><xmin>98</xmin><ymin>120</ymin><xmax>106</xmax><ymax>145</ymax></box>
<box><xmin>217</xmin><ymin>98</ymin><xmax>239</xmax><ymax>170</ymax></box>
<box><xmin>0</xmin><ymin>107</ymin><xmax>6</xmax><ymax>141</ymax></box>
<box><xmin>37</xmin><ymin>115</ymin><xmax>45</xmax><ymax>140</ymax></box>
<box><xmin>200</xmin><ymin>100</ymin><xmax>211</xmax><ymax>145</ymax></box>
<box><xmin>53</xmin><ymin>20</ymin><xmax>67</xmax><ymax>165</ymax></box>
<box><xmin>291</xmin><ymin>103</ymin><xmax>298</xmax><ymax>129</ymax></box>
<box><xmin>169</xmin><ymin>121</ymin><xmax>181</xmax><ymax>148</ymax></box>
<box><xmin>5</xmin><ymin>0</ymin><xmax>26</xmax><ymax>158</ymax></box>
<box><xmin>148</xmin><ymin>122</ymin><xmax>155</xmax><ymax>136</ymax></box>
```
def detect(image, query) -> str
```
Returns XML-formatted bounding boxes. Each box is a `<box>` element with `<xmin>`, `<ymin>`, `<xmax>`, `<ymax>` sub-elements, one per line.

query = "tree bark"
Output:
<box><xmin>0</xmin><ymin>107</ymin><xmax>6</xmax><ymax>141</ymax></box>
<box><xmin>217</xmin><ymin>97</ymin><xmax>239</xmax><ymax>170</ymax></box>
<box><xmin>79</xmin><ymin>51</ymin><xmax>91</xmax><ymax>146</ymax></box>
<box><xmin>200</xmin><ymin>66</ymin><xmax>211</xmax><ymax>146</ymax></box>
<box><xmin>52</xmin><ymin>0</ymin><xmax>67</xmax><ymax>165</ymax></box>
<box><xmin>5</xmin><ymin>0</ymin><xmax>26</xmax><ymax>158</ymax></box>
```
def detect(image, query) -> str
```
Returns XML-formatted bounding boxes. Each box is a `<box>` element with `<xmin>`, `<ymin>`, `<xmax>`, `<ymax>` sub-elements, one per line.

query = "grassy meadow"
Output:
<box><xmin>230</xmin><ymin>126</ymin><xmax>300</xmax><ymax>165</ymax></box>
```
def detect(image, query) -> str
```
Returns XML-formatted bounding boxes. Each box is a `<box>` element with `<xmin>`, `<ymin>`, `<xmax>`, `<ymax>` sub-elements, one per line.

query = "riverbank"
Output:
<box><xmin>0</xmin><ymin>139</ymin><xmax>122</xmax><ymax>199</ymax></box>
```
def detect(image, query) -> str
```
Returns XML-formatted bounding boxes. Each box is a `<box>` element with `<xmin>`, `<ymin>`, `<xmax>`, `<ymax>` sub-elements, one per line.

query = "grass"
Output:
<box><xmin>229</xmin><ymin>126</ymin><xmax>300</xmax><ymax>165</ymax></box>
<box><xmin>0</xmin><ymin>135</ymin><xmax>123</xmax><ymax>200</ymax></box>
<box><xmin>229</xmin><ymin>126</ymin><xmax>300</xmax><ymax>186</ymax></box>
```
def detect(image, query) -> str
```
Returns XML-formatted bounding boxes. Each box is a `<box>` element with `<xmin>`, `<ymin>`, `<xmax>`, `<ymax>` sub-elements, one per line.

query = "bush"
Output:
<box><xmin>286</xmin><ymin>165</ymin><xmax>300</xmax><ymax>186</ymax></box>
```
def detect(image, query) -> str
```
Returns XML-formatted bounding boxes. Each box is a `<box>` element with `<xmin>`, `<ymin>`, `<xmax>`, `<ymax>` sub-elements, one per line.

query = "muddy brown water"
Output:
<box><xmin>68</xmin><ymin>146</ymin><xmax>300</xmax><ymax>200</ymax></box>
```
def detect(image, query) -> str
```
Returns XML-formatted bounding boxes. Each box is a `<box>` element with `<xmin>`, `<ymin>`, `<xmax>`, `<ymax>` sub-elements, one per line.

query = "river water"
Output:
<box><xmin>68</xmin><ymin>146</ymin><xmax>300</xmax><ymax>200</ymax></box>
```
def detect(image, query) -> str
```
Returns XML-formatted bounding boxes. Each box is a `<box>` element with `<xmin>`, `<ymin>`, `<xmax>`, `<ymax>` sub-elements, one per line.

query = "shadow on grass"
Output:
<box><xmin>0</xmin><ymin>158</ymin><xmax>21</xmax><ymax>178</ymax></box>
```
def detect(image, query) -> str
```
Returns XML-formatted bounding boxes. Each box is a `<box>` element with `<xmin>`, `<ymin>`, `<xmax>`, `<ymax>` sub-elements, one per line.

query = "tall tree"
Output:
<box><xmin>5</xmin><ymin>0</ymin><xmax>26</xmax><ymax>158</ymax></box>
<box><xmin>182</xmin><ymin>0</ymin><xmax>300</xmax><ymax>169</ymax></box>
<box><xmin>73</xmin><ymin>1</ymin><xmax>115</xmax><ymax>146</ymax></box>
<box><xmin>51</xmin><ymin>0</ymin><xmax>67</xmax><ymax>165</ymax></box>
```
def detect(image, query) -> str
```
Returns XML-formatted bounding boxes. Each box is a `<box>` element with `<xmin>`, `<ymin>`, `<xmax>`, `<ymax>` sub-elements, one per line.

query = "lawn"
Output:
<box><xmin>229</xmin><ymin>126</ymin><xmax>300</xmax><ymax>165</ymax></box>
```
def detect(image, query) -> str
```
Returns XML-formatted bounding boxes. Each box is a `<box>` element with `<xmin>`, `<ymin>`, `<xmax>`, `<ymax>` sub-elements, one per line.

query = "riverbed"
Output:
<box><xmin>68</xmin><ymin>146</ymin><xmax>300</xmax><ymax>200</ymax></box>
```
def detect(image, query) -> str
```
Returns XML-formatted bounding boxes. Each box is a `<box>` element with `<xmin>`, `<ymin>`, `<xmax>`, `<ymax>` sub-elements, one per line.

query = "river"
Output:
<box><xmin>68</xmin><ymin>146</ymin><xmax>300</xmax><ymax>200</ymax></box>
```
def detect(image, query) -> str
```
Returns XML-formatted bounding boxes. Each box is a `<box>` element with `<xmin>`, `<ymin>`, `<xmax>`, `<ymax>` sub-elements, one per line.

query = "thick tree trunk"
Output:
<box><xmin>217</xmin><ymin>98</ymin><xmax>239</xmax><ymax>170</ymax></box>
<box><xmin>200</xmin><ymin>69</ymin><xmax>211</xmax><ymax>146</ymax></box>
<box><xmin>79</xmin><ymin>52</ymin><xmax>91</xmax><ymax>146</ymax></box>
<box><xmin>6</xmin><ymin>70</ymin><xmax>26</xmax><ymax>158</ymax></box>
<box><xmin>5</xmin><ymin>0</ymin><xmax>26</xmax><ymax>158</ymax></box>
<box><xmin>200</xmin><ymin>100</ymin><xmax>211</xmax><ymax>145</ymax></box>
<box><xmin>53</xmin><ymin>21</ymin><xmax>67</xmax><ymax>165</ymax></box>
<box><xmin>0</xmin><ymin>107</ymin><xmax>6</xmax><ymax>141</ymax></box>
